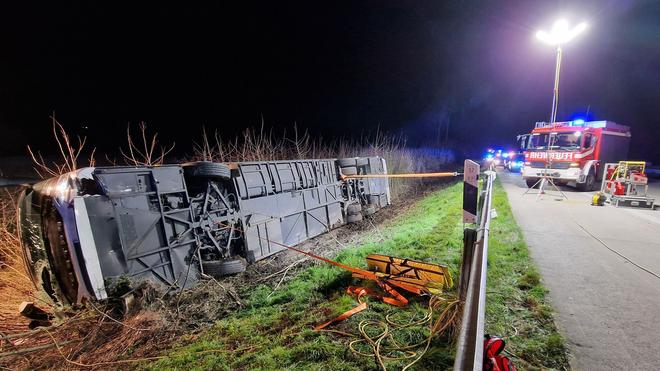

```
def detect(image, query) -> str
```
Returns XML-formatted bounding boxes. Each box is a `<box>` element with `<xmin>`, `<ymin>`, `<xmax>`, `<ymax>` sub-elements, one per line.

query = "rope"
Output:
<box><xmin>324</xmin><ymin>296</ymin><xmax>462</xmax><ymax>371</ymax></box>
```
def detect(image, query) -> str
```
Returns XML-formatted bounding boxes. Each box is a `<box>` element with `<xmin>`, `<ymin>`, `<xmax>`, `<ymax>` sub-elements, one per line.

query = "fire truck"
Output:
<box><xmin>521</xmin><ymin>120</ymin><xmax>631</xmax><ymax>190</ymax></box>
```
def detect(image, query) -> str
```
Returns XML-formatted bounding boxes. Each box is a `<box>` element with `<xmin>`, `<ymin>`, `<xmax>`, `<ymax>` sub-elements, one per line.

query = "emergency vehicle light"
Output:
<box><xmin>587</xmin><ymin>120</ymin><xmax>607</xmax><ymax>128</ymax></box>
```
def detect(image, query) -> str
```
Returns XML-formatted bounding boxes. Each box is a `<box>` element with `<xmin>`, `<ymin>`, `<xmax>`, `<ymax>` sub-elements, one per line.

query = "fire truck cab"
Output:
<box><xmin>521</xmin><ymin>120</ymin><xmax>631</xmax><ymax>191</ymax></box>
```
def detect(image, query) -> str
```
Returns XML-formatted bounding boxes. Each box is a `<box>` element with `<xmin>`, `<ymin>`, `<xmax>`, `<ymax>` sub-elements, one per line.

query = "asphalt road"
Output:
<box><xmin>498</xmin><ymin>170</ymin><xmax>660</xmax><ymax>371</ymax></box>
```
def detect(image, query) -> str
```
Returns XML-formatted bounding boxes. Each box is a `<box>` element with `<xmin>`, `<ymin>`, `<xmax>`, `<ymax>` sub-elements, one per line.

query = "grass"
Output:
<box><xmin>148</xmin><ymin>180</ymin><xmax>569</xmax><ymax>370</ymax></box>
<box><xmin>485</xmin><ymin>181</ymin><xmax>570</xmax><ymax>370</ymax></box>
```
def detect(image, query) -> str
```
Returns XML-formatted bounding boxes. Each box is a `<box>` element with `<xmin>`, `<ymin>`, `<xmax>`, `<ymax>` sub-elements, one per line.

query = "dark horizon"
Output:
<box><xmin>1</xmin><ymin>1</ymin><xmax>659</xmax><ymax>162</ymax></box>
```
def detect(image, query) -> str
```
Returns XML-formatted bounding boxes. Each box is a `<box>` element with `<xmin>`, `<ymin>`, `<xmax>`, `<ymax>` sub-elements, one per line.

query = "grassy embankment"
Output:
<box><xmin>150</xmin><ymin>180</ymin><xmax>569</xmax><ymax>370</ymax></box>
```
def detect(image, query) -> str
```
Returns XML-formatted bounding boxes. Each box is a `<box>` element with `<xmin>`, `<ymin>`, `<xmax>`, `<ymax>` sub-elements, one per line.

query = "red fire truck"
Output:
<box><xmin>521</xmin><ymin>120</ymin><xmax>631</xmax><ymax>190</ymax></box>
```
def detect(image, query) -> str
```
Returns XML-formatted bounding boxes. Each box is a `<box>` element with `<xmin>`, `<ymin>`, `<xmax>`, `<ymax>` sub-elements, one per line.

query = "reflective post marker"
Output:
<box><xmin>463</xmin><ymin>160</ymin><xmax>480</xmax><ymax>224</ymax></box>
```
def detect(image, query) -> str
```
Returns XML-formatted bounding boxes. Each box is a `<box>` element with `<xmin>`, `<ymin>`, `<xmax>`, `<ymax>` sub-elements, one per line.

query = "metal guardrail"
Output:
<box><xmin>454</xmin><ymin>169</ymin><xmax>496</xmax><ymax>370</ymax></box>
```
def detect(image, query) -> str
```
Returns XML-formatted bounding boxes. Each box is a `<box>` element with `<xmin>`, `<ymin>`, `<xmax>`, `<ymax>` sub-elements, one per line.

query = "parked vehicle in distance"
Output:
<box><xmin>17</xmin><ymin>158</ymin><xmax>390</xmax><ymax>305</ymax></box>
<box><xmin>520</xmin><ymin>120</ymin><xmax>631</xmax><ymax>190</ymax></box>
<box><xmin>505</xmin><ymin>153</ymin><xmax>524</xmax><ymax>173</ymax></box>
<box><xmin>483</xmin><ymin>148</ymin><xmax>505</xmax><ymax>168</ymax></box>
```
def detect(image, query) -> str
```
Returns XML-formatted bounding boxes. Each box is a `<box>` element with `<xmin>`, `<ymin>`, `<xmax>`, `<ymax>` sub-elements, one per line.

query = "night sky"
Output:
<box><xmin>1</xmin><ymin>1</ymin><xmax>659</xmax><ymax>162</ymax></box>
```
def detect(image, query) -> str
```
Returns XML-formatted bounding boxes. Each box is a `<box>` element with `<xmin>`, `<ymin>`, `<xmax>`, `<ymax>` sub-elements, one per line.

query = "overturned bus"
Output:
<box><xmin>17</xmin><ymin>157</ymin><xmax>390</xmax><ymax>305</ymax></box>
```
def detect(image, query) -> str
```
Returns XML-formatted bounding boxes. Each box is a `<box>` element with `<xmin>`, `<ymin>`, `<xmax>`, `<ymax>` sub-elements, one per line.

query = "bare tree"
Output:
<box><xmin>120</xmin><ymin>122</ymin><xmax>175</xmax><ymax>166</ymax></box>
<box><xmin>285</xmin><ymin>124</ymin><xmax>312</xmax><ymax>159</ymax></box>
<box><xmin>27</xmin><ymin>115</ymin><xmax>96</xmax><ymax>178</ymax></box>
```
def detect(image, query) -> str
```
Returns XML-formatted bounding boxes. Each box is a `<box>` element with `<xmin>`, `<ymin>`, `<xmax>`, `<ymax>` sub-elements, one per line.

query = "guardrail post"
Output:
<box><xmin>454</xmin><ymin>169</ymin><xmax>496</xmax><ymax>371</ymax></box>
<box><xmin>458</xmin><ymin>228</ymin><xmax>477</xmax><ymax>301</ymax></box>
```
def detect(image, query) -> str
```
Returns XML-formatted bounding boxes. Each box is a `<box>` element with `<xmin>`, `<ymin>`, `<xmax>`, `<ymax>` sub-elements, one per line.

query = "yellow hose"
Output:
<box><xmin>325</xmin><ymin>295</ymin><xmax>462</xmax><ymax>371</ymax></box>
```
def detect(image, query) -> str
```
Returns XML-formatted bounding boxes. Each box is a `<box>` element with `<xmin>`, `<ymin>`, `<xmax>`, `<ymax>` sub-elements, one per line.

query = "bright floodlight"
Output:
<box><xmin>536</xmin><ymin>19</ymin><xmax>588</xmax><ymax>45</ymax></box>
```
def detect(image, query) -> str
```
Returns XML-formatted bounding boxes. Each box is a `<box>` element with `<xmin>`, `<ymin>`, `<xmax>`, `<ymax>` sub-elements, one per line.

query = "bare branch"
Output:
<box><xmin>121</xmin><ymin>122</ymin><xmax>175</xmax><ymax>166</ymax></box>
<box><xmin>26</xmin><ymin>115</ymin><xmax>94</xmax><ymax>178</ymax></box>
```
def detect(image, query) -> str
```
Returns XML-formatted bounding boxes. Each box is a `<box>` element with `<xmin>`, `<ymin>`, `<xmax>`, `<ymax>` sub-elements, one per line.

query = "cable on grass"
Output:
<box><xmin>322</xmin><ymin>295</ymin><xmax>462</xmax><ymax>371</ymax></box>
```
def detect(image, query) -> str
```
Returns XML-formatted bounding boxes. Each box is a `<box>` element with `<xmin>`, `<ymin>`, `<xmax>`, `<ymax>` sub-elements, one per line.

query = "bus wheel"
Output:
<box><xmin>202</xmin><ymin>258</ymin><xmax>247</xmax><ymax>277</ymax></box>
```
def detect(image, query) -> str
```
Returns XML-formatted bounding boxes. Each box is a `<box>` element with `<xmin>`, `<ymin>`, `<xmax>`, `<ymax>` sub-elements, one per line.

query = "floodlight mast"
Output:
<box><xmin>524</xmin><ymin>19</ymin><xmax>588</xmax><ymax>200</ymax></box>
<box><xmin>536</xmin><ymin>19</ymin><xmax>588</xmax><ymax>123</ymax></box>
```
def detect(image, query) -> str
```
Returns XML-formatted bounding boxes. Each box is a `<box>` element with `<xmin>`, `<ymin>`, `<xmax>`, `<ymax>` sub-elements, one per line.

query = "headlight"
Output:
<box><xmin>570</xmin><ymin>162</ymin><xmax>580</xmax><ymax>167</ymax></box>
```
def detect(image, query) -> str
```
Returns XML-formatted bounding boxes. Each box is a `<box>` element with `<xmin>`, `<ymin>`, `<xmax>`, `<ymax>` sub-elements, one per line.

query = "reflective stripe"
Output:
<box><xmin>73</xmin><ymin>197</ymin><xmax>108</xmax><ymax>300</ymax></box>
<box><xmin>574</xmin><ymin>147</ymin><xmax>595</xmax><ymax>159</ymax></box>
<box><xmin>602</xmin><ymin>130</ymin><xmax>631</xmax><ymax>137</ymax></box>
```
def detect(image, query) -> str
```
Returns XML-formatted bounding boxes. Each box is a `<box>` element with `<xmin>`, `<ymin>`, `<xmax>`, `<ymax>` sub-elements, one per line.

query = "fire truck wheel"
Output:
<box><xmin>525</xmin><ymin>178</ymin><xmax>539</xmax><ymax>188</ymax></box>
<box><xmin>202</xmin><ymin>258</ymin><xmax>247</xmax><ymax>277</ymax></box>
<box><xmin>341</xmin><ymin>166</ymin><xmax>358</xmax><ymax>176</ymax></box>
<box><xmin>577</xmin><ymin>172</ymin><xmax>596</xmax><ymax>192</ymax></box>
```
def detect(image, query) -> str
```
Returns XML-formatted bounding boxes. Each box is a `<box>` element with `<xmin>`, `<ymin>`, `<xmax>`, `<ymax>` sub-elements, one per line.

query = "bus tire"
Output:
<box><xmin>183</xmin><ymin>161</ymin><xmax>231</xmax><ymax>180</ymax></box>
<box><xmin>347</xmin><ymin>214</ymin><xmax>363</xmax><ymax>223</ymax></box>
<box><xmin>202</xmin><ymin>258</ymin><xmax>247</xmax><ymax>277</ymax></box>
<box><xmin>356</xmin><ymin>158</ymin><xmax>369</xmax><ymax>167</ymax></box>
<box><xmin>341</xmin><ymin>166</ymin><xmax>358</xmax><ymax>176</ymax></box>
<box><xmin>347</xmin><ymin>204</ymin><xmax>362</xmax><ymax>215</ymax></box>
<box><xmin>337</xmin><ymin>158</ymin><xmax>357</xmax><ymax>167</ymax></box>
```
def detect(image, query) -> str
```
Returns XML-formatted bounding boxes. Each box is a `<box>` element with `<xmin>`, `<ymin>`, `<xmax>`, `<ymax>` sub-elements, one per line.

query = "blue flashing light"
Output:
<box><xmin>573</xmin><ymin>119</ymin><xmax>585</xmax><ymax>126</ymax></box>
